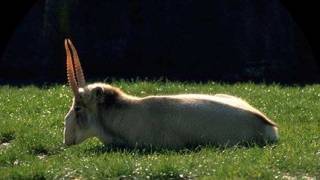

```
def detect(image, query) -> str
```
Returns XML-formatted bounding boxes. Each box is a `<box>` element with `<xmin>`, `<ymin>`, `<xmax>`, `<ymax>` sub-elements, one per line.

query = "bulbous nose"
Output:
<box><xmin>63</xmin><ymin>137</ymin><xmax>75</xmax><ymax>146</ymax></box>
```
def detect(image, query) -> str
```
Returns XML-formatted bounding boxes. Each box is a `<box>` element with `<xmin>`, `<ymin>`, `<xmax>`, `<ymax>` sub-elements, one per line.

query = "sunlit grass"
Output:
<box><xmin>0</xmin><ymin>80</ymin><xmax>319</xmax><ymax>179</ymax></box>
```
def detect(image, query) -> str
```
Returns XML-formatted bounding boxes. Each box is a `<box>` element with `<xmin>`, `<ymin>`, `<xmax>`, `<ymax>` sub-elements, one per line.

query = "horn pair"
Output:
<box><xmin>65</xmin><ymin>39</ymin><xmax>86</xmax><ymax>97</ymax></box>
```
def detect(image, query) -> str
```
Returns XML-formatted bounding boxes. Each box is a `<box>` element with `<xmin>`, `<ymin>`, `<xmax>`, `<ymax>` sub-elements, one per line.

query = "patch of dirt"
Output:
<box><xmin>37</xmin><ymin>154</ymin><xmax>48</xmax><ymax>160</ymax></box>
<box><xmin>30</xmin><ymin>145</ymin><xmax>51</xmax><ymax>160</ymax></box>
<box><xmin>0</xmin><ymin>142</ymin><xmax>11</xmax><ymax>150</ymax></box>
<box><xmin>0</xmin><ymin>132</ymin><xmax>15</xmax><ymax>150</ymax></box>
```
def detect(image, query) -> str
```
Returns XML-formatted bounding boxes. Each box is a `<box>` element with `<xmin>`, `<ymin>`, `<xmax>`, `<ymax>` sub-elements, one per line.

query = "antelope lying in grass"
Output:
<box><xmin>63</xmin><ymin>39</ymin><xmax>279</xmax><ymax>149</ymax></box>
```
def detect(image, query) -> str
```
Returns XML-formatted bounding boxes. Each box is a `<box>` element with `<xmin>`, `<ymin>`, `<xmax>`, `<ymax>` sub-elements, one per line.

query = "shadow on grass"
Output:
<box><xmin>0</xmin><ymin>131</ymin><xmax>16</xmax><ymax>144</ymax></box>
<box><xmin>10</xmin><ymin>173</ymin><xmax>46</xmax><ymax>180</ymax></box>
<box><xmin>84</xmin><ymin>141</ymin><xmax>277</xmax><ymax>156</ymax></box>
<box><xmin>30</xmin><ymin>145</ymin><xmax>49</xmax><ymax>156</ymax></box>
<box><xmin>28</xmin><ymin>143</ymin><xmax>66</xmax><ymax>157</ymax></box>
<box><xmin>84</xmin><ymin>144</ymin><xmax>203</xmax><ymax>155</ymax></box>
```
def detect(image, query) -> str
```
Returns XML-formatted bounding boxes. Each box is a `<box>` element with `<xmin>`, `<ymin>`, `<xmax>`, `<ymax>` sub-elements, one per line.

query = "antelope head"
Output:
<box><xmin>63</xmin><ymin>39</ymin><xmax>104</xmax><ymax>146</ymax></box>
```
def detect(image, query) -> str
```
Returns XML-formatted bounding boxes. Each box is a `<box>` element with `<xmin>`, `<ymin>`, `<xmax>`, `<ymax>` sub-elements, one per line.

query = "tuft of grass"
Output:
<box><xmin>0</xmin><ymin>131</ymin><xmax>16</xmax><ymax>143</ymax></box>
<box><xmin>0</xmin><ymin>81</ymin><xmax>319</xmax><ymax>179</ymax></box>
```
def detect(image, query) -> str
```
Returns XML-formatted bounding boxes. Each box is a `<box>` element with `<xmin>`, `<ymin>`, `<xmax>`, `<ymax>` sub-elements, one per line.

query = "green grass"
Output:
<box><xmin>0</xmin><ymin>80</ymin><xmax>319</xmax><ymax>179</ymax></box>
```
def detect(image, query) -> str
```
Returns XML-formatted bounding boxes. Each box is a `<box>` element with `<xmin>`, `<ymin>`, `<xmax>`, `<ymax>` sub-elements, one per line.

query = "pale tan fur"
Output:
<box><xmin>64</xmin><ymin>83</ymin><xmax>279</xmax><ymax>149</ymax></box>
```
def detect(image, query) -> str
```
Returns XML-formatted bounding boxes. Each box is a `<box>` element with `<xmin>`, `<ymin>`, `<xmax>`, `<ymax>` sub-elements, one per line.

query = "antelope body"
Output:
<box><xmin>63</xmin><ymin>39</ymin><xmax>279</xmax><ymax>149</ymax></box>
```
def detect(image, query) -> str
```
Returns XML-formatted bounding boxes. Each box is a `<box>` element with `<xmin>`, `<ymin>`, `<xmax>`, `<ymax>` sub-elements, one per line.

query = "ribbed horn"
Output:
<box><xmin>67</xmin><ymin>39</ymin><xmax>86</xmax><ymax>87</ymax></box>
<box><xmin>65</xmin><ymin>39</ymin><xmax>79</xmax><ymax>98</ymax></box>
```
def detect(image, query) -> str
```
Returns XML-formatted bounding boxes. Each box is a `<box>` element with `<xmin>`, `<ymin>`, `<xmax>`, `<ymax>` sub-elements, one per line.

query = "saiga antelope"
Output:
<box><xmin>63</xmin><ymin>39</ymin><xmax>279</xmax><ymax>149</ymax></box>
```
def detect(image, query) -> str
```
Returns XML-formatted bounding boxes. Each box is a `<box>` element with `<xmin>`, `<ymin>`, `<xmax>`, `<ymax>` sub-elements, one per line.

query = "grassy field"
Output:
<box><xmin>0</xmin><ymin>80</ymin><xmax>319</xmax><ymax>179</ymax></box>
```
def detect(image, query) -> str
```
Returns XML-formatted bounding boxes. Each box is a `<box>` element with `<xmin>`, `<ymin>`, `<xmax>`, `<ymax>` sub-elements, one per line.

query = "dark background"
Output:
<box><xmin>0</xmin><ymin>0</ymin><xmax>318</xmax><ymax>84</ymax></box>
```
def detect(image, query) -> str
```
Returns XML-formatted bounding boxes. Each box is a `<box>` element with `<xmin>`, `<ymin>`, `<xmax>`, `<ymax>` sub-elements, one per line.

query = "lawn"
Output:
<box><xmin>0</xmin><ymin>80</ymin><xmax>319</xmax><ymax>179</ymax></box>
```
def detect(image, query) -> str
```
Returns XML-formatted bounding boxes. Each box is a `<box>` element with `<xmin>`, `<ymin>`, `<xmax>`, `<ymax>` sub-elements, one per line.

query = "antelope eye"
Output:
<box><xmin>74</xmin><ymin>106</ymin><xmax>81</xmax><ymax>112</ymax></box>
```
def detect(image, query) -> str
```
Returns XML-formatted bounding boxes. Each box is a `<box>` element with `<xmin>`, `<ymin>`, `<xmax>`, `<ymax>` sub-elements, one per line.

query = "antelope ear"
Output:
<box><xmin>92</xmin><ymin>86</ymin><xmax>118</xmax><ymax>106</ymax></box>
